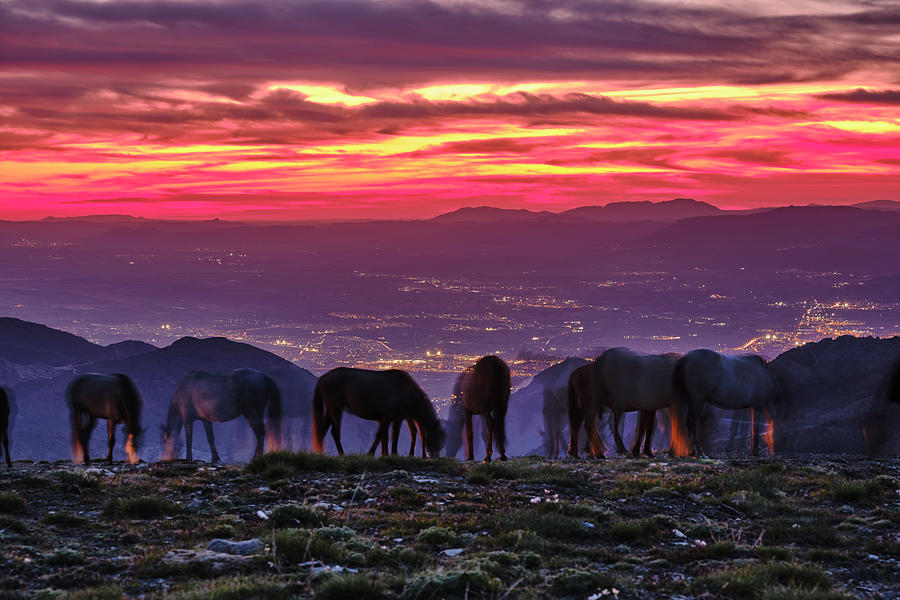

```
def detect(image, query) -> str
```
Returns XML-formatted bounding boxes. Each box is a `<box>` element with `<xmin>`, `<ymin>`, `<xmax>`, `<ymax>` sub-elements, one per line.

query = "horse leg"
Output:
<box><xmin>566</xmin><ymin>411</ymin><xmax>583</xmax><ymax>459</ymax></box>
<box><xmin>630</xmin><ymin>412</ymin><xmax>643</xmax><ymax>457</ymax></box>
<box><xmin>368</xmin><ymin>420</ymin><xmax>390</xmax><ymax>456</ymax></box>
<box><xmin>185</xmin><ymin>419</ymin><xmax>194</xmax><ymax>462</ymax></box>
<box><xmin>464</xmin><ymin>411</ymin><xmax>475</xmax><ymax>461</ymax></box>
<box><xmin>586</xmin><ymin>409</ymin><xmax>604</xmax><ymax>459</ymax></box>
<box><xmin>80</xmin><ymin>414</ymin><xmax>96</xmax><ymax>466</ymax></box>
<box><xmin>2</xmin><ymin>431</ymin><xmax>9</xmax><ymax>468</ymax></box>
<box><xmin>687</xmin><ymin>401</ymin><xmax>707</xmax><ymax>458</ymax></box>
<box><xmin>250</xmin><ymin>418</ymin><xmax>266</xmax><ymax>460</ymax></box>
<box><xmin>106</xmin><ymin>419</ymin><xmax>116</xmax><ymax>464</ymax></box>
<box><xmin>750</xmin><ymin>407</ymin><xmax>760</xmax><ymax>457</ymax></box>
<box><xmin>612</xmin><ymin>412</ymin><xmax>628</xmax><ymax>455</ymax></box>
<box><xmin>390</xmin><ymin>420</ymin><xmax>401</xmax><ymax>455</ymax></box>
<box><xmin>329</xmin><ymin>411</ymin><xmax>345</xmax><ymax>456</ymax></box>
<box><xmin>200</xmin><ymin>421</ymin><xmax>220</xmax><ymax>463</ymax></box>
<box><xmin>483</xmin><ymin>415</ymin><xmax>494</xmax><ymax>463</ymax></box>
<box><xmin>405</xmin><ymin>420</ymin><xmax>419</xmax><ymax>457</ymax></box>
<box><xmin>642</xmin><ymin>410</ymin><xmax>656</xmax><ymax>458</ymax></box>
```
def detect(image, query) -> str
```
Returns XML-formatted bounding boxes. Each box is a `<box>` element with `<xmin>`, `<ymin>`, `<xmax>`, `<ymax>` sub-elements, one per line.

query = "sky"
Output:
<box><xmin>1</xmin><ymin>0</ymin><xmax>899</xmax><ymax>220</ymax></box>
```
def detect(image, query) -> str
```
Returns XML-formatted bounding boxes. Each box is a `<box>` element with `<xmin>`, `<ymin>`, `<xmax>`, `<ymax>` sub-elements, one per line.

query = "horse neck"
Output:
<box><xmin>411</xmin><ymin>391</ymin><xmax>439</xmax><ymax>427</ymax></box>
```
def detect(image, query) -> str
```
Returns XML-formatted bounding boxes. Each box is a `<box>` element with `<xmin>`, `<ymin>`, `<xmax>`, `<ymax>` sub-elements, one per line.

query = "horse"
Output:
<box><xmin>312</xmin><ymin>367</ymin><xmax>444</xmax><ymax>457</ymax></box>
<box><xmin>592</xmin><ymin>348</ymin><xmax>680</xmax><ymax>457</ymax></box>
<box><xmin>163</xmin><ymin>369</ymin><xmax>282</xmax><ymax>462</ymax></box>
<box><xmin>671</xmin><ymin>349</ymin><xmax>782</xmax><ymax>457</ymax></box>
<box><xmin>67</xmin><ymin>374</ymin><xmax>143</xmax><ymax>465</ymax></box>
<box><xmin>566</xmin><ymin>364</ymin><xmax>607</xmax><ymax>458</ymax></box>
<box><xmin>535</xmin><ymin>357</ymin><xmax>589</xmax><ymax>458</ymax></box>
<box><xmin>1</xmin><ymin>387</ymin><xmax>12</xmax><ymax>467</ymax></box>
<box><xmin>454</xmin><ymin>355</ymin><xmax>511</xmax><ymax>462</ymax></box>
<box><xmin>389</xmin><ymin>418</ymin><xmax>424</xmax><ymax>457</ymax></box>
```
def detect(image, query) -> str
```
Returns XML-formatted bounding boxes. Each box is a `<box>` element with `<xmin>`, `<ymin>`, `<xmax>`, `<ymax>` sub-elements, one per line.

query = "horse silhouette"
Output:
<box><xmin>1</xmin><ymin>387</ymin><xmax>11</xmax><ymax>467</ymax></box>
<box><xmin>312</xmin><ymin>367</ymin><xmax>444</xmax><ymax>457</ymax></box>
<box><xmin>453</xmin><ymin>355</ymin><xmax>511</xmax><ymax>462</ymax></box>
<box><xmin>389</xmin><ymin>418</ymin><xmax>424</xmax><ymax>457</ymax></box>
<box><xmin>671</xmin><ymin>349</ymin><xmax>782</xmax><ymax>457</ymax></box>
<box><xmin>534</xmin><ymin>357</ymin><xmax>589</xmax><ymax>458</ymax></box>
<box><xmin>163</xmin><ymin>368</ymin><xmax>282</xmax><ymax>462</ymax></box>
<box><xmin>67</xmin><ymin>373</ymin><xmax>143</xmax><ymax>465</ymax></box>
<box><xmin>592</xmin><ymin>348</ymin><xmax>680</xmax><ymax>457</ymax></box>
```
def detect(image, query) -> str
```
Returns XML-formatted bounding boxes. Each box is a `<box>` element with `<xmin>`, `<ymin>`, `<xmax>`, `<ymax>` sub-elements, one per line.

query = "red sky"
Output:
<box><xmin>1</xmin><ymin>0</ymin><xmax>898</xmax><ymax>220</ymax></box>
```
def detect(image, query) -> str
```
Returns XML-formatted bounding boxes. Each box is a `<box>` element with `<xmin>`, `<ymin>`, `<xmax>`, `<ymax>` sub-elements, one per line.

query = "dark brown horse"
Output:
<box><xmin>67</xmin><ymin>374</ymin><xmax>143</xmax><ymax>465</ymax></box>
<box><xmin>454</xmin><ymin>355</ymin><xmax>511</xmax><ymax>463</ymax></box>
<box><xmin>163</xmin><ymin>369</ymin><xmax>282</xmax><ymax>462</ymax></box>
<box><xmin>671</xmin><ymin>349</ymin><xmax>782</xmax><ymax>457</ymax></box>
<box><xmin>1</xmin><ymin>387</ymin><xmax>11</xmax><ymax>468</ymax></box>
<box><xmin>566</xmin><ymin>364</ymin><xmax>606</xmax><ymax>458</ymax></box>
<box><xmin>312</xmin><ymin>367</ymin><xmax>444</xmax><ymax>457</ymax></box>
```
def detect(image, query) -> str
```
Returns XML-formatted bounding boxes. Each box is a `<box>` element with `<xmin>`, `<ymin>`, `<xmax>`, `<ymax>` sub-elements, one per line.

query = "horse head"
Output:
<box><xmin>422</xmin><ymin>420</ymin><xmax>446</xmax><ymax>458</ymax></box>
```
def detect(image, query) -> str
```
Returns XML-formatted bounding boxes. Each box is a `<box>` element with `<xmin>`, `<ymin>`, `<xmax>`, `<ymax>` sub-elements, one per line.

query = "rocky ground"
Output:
<box><xmin>0</xmin><ymin>453</ymin><xmax>898</xmax><ymax>600</ymax></box>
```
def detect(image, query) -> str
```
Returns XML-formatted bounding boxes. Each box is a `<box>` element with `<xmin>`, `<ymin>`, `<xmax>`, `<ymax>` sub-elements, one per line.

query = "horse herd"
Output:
<box><xmin>0</xmin><ymin>348</ymin><xmax>898</xmax><ymax>467</ymax></box>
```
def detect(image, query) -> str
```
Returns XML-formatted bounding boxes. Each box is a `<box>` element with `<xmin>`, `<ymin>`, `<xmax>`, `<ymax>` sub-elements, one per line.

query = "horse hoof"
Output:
<box><xmin>482</xmin><ymin>457</ymin><xmax>492</xmax><ymax>464</ymax></box>
<box><xmin>499</xmin><ymin>455</ymin><xmax>508</xmax><ymax>462</ymax></box>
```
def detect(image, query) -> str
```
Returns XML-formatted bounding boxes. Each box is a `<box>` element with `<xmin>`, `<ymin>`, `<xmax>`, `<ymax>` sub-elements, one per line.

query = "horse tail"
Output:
<box><xmin>669</xmin><ymin>357</ymin><xmax>691</xmax><ymax>457</ymax></box>
<box><xmin>311</xmin><ymin>381</ymin><xmax>326</xmax><ymax>454</ymax></box>
<box><xmin>265</xmin><ymin>377</ymin><xmax>283</xmax><ymax>452</ymax></box>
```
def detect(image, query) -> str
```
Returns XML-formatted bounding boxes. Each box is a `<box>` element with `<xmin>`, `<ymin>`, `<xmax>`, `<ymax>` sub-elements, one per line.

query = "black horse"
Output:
<box><xmin>67</xmin><ymin>374</ymin><xmax>143</xmax><ymax>465</ymax></box>
<box><xmin>452</xmin><ymin>355</ymin><xmax>511</xmax><ymax>463</ymax></box>
<box><xmin>1</xmin><ymin>387</ymin><xmax>12</xmax><ymax>467</ymax></box>
<box><xmin>163</xmin><ymin>369</ymin><xmax>282</xmax><ymax>462</ymax></box>
<box><xmin>312</xmin><ymin>367</ymin><xmax>444</xmax><ymax>457</ymax></box>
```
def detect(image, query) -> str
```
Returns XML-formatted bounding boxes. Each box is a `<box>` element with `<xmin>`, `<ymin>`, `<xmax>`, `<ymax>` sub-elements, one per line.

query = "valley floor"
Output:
<box><xmin>0</xmin><ymin>454</ymin><xmax>898</xmax><ymax>599</ymax></box>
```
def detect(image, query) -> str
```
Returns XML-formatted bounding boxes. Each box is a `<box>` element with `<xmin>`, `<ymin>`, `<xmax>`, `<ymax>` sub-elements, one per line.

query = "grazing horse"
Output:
<box><xmin>163</xmin><ymin>369</ymin><xmax>282</xmax><ymax>462</ymax></box>
<box><xmin>671</xmin><ymin>349</ymin><xmax>781</xmax><ymax>457</ymax></box>
<box><xmin>535</xmin><ymin>357</ymin><xmax>589</xmax><ymax>458</ymax></box>
<box><xmin>312</xmin><ymin>367</ymin><xmax>444</xmax><ymax>457</ymax></box>
<box><xmin>592</xmin><ymin>348</ymin><xmax>679</xmax><ymax>457</ymax></box>
<box><xmin>67</xmin><ymin>374</ymin><xmax>143</xmax><ymax>465</ymax></box>
<box><xmin>455</xmin><ymin>355</ymin><xmax>511</xmax><ymax>463</ymax></box>
<box><xmin>1</xmin><ymin>387</ymin><xmax>11</xmax><ymax>467</ymax></box>
<box><xmin>567</xmin><ymin>364</ymin><xmax>607</xmax><ymax>458</ymax></box>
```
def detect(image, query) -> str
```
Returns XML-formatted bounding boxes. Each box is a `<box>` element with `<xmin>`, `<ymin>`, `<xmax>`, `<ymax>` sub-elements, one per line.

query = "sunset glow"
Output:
<box><xmin>1</xmin><ymin>0</ymin><xmax>898</xmax><ymax>220</ymax></box>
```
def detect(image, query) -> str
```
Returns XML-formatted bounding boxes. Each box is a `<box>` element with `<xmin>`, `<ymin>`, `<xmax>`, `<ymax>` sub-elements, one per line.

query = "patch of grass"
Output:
<box><xmin>43</xmin><ymin>511</ymin><xmax>90</xmax><ymax>528</ymax></box>
<box><xmin>248</xmin><ymin>451</ymin><xmax>461</xmax><ymax>478</ymax></box>
<box><xmin>47</xmin><ymin>547</ymin><xmax>87</xmax><ymax>567</ymax></box>
<box><xmin>550</xmin><ymin>568</ymin><xmax>617</xmax><ymax>596</ymax></box>
<box><xmin>387</xmin><ymin>486</ymin><xmax>426</xmax><ymax>508</ymax></box>
<box><xmin>610</xmin><ymin>518</ymin><xmax>658</xmax><ymax>542</ymax></box>
<box><xmin>670</xmin><ymin>541</ymin><xmax>739</xmax><ymax>563</ymax></box>
<box><xmin>67</xmin><ymin>586</ymin><xmax>124</xmax><ymax>600</ymax></box>
<box><xmin>712</xmin><ymin>469</ymin><xmax>787</xmax><ymax>499</ymax></box>
<box><xmin>273</xmin><ymin>528</ymin><xmax>347</xmax><ymax>565</ymax></box>
<box><xmin>829</xmin><ymin>477</ymin><xmax>894</xmax><ymax>503</ymax></box>
<box><xmin>762</xmin><ymin>586</ymin><xmax>853</xmax><ymax>600</ymax></box>
<box><xmin>399</xmin><ymin>569</ymin><xmax>500</xmax><ymax>600</ymax></box>
<box><xmin>465</xmin><ymin>462</ymin><xmax>586</xmax><ymax>487</ymax></box>
<box><xmin>0</xmin><ymin>491</ymin><xmax>25</xmax><ymax>514</ymax></box>
<box><xmin>110</xmin><ymin>496</ymin><xmax>177</xmax><ymax>519</ymax></box>
<box><xmin>506</xmin><ymin>508</ymin><xmax>599</xmax><ymax>540</ymax></box>
<box><xmin>315</xmin><ymin>574</ymin><xmax>388</xmax><ymax>600</ymax></box>
<box><xmin>0</xmin><ymin>514</ymin><xmax>28</xmax><ymax>534</ymax></box>
<box><xmin>269</xmin><ymin>504</ymin><xmax>324</xmax><ymax>528</ymax></box>
<box><xmin>47</xmin><ymin>469</ymin><xmax>99</xmax><ymax>490</ymax></box>
<box><xmin>756</xmin><ymin>546</ymin><xmax>792</xmax><ymax>561</ymax></box>
<box><xmin>168</xmin><ymin>577</ymin><xmax>292</xmax><ymax>600</ymax></box>
<box><xmin>205</xmin><ymin>524</ymin><xmax>236</xmax><ymax>539</ymax></box>
<box><xmin>702</xmin><ymin>562</ymin><xmax>833</xmax><ymax>599</ymax></box>
<box><xmin>764</xmin><ymin>519</ymin><xmax>840</xmax><ymax>547</ymax></box>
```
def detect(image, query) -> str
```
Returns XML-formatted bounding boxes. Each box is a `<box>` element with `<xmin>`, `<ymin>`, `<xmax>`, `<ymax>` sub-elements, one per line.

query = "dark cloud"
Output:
<box><xmin>815</xmin><ymin>88</ymin><xmax>900</xmax><ymax>104</ymax></box>
<box><xmin>0</xmin><ymin>0</ymin><xmax>896</xmax><ymax>89</ymax></box>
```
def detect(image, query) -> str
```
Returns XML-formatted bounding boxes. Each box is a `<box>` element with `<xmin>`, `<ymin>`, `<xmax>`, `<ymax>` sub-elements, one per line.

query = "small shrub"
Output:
<box><xmin>274</xmin><ymin>528</ymin><xmax>345</xmax><ymax>565</ymax></box>
<box><xmin>388</xmin><ymin>486</ymin><xmax>425</xmax><ymax>508</ymax></box>
<box><xmin>247</xmin><ymin>451</ymin><xmax>461</xmax><ymax>477</ymax></box>
<box><xmin>0</xmin><ymin>492</ymin><xmax>25</xmax><ymax>514</ymax></box>
<box><xmin>48</xmin><ymin>470</ymin><xmax>99</xmax><ymax>490</ymax></box>
<box><xmin>507</xmin><ymin>509</ymin><xmax>599</xmax><ymax>540</ymax></box>
<box><xmin>416</xmin><ymin>526</ymin><xmax>458</xmax><ymax>547</ymax></box>
<box><xmin>47</xmin><ymin>547</ymin><xmax>87</xmax><ymax>567</ymax></box>
<box><xmin>762</xmin><ymin>586</ymin><xmax>853</xmax><ymax>600</ymax></box>
<box><xmin>269</xmin><ymin>504</ymin><xmax>323</xmax><ymax>528</ymax></box>
<box><xmin>830</xmin><ymin>477</ymin><xmax>894</xmax><ymax>503</ymax></box>
<box><xmin>316</xmin><ymin>525</ymin><xmax>356</xmax><ymax>542</ymax></box>
<box><xmin>757</xmin><ymin>546</ymin><xmax>792</xmax><ymax>561</ymax></box>
<box><xmin>315</xmin><ymin>574</ymin><xmax>388</xmax><ymax>600</ymax></box>
<box><xmin>400</xmin><ymin>569</ymin><xmax>499</xmax><ymax>600</ymax></box>
<box><xmin>206</xmin><ymin>524</ymin><xmax>237</xmax><ymax>539</ymax></box>
<box><xmin>113</xmin><ymin>496</ymin><xmax>177</xmax><ymax>519</ymax></box>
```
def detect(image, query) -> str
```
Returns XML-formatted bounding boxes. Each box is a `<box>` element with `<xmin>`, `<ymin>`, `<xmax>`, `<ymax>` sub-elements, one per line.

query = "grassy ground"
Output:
<box><xmin>0</xmin><ymin>454</ymin><xmax>897</xmax><ymax>599</ymax></box>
